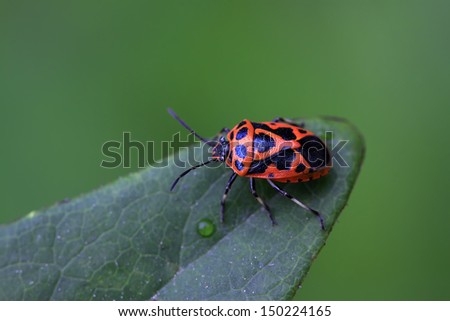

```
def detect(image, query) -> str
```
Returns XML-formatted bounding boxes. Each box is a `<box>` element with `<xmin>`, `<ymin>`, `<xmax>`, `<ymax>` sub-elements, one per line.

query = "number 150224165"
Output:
<box><xmin>260</xmin><ymin>305</ymin><xmax>331</xmax><ymax>317</ymax></box>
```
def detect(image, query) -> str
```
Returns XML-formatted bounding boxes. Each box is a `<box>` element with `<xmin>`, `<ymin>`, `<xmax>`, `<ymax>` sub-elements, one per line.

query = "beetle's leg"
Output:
<box><xmin>272</xmin><ymin>117</ymin><xmax>305</xmax><ymax>128</ymax></box>
<box><xmin>220</xmin><ymin>172</ymin><xmax>238</xmax><ymax>223</ymax></box>
<box><xmin>250</xmin><ymin>178</ymin><xmax>276</xmax><ymax>225</ymax></box>
<box><xmin>170</xmin><ymin>160</ymin><xmax>215</xmax><ymax>191</ymax></box>
<box><xmin>267</xmin><ymin>180</ymin><xmax>325</xmax><ymax>230</ymax></box>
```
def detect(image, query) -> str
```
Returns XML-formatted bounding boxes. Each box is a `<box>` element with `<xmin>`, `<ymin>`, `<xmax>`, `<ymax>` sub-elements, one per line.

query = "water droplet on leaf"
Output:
<box><xmin>197</xmin><ymin>219</ymin><xmax>215</xmax><ymax>237</ymax></box>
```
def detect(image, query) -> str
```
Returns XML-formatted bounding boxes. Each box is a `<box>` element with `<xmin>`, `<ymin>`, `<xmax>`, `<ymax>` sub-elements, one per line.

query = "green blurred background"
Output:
<box><xmin>1</xmin><ymin>0</ymin><xmax>449</xmax><ymax>300</ymax></box>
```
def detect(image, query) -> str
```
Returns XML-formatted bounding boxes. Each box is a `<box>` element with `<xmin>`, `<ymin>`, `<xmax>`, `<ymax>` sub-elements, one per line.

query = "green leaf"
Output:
<box><xmin>0</xmin><ymin>117</ymin><xmax>364</xmax><ymax>300</ymax></box>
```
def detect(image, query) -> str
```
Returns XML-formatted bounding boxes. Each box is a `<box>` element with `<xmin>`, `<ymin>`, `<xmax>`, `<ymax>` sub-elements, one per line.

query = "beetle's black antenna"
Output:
<box><xmin>170</xmin><ymin>160</ymin><xmax>215</xmax><ymax>191</ymax></box>
<box><xmin>168</xmin><ymin>108</ymin><xmax>216</xmax><ymax>146</ymax></box>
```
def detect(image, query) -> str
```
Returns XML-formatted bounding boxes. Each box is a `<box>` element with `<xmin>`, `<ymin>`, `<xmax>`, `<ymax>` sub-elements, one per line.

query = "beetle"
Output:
<box><xmin>168</xmin><ymin>108</ymin><xmax>331</xmax><ymax>230</ymax></box>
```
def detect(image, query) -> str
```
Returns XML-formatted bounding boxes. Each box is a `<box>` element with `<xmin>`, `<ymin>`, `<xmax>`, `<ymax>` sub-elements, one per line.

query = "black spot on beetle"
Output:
<box><xmin>251</xmin><ymin>122</ymin><xmax>296</xmax><ymax>140</ymax></box>
<box><xmin>236</xmin><ymin>127</ymin><xmax>248</xmax><ymax>140</ymax></box>
<box><xmin>247</xmin><ymin>148</ymin><xmax>296</xmax><ymax>174</ymax></box>
<box><xmin>299</xmin><ymin>129</ymin><xmax>307</xmax><ymax>134</ymax></box>
<box><xmin>295</xmin><ymin>163</ymin><xmax>306</xmax><ymax>173</ymax></box>
<box><xmin>254</xmin><ymin>133</ymin><xmax>275</xmax><ymax>153</ymax></box>
<box><xmin>248</xmin><ymin>159</ymin><xmax>269</xmax><ymax>174</ymax></box>
<box><xmin>229</xmin><ymin>131</ymin><xmax>234</xmax><ymax>140</ymax></box>
<box><xmin>237</xmin><ymin>120</ymin><xmax>247</xmax><ymax>128</ymax></box>
<box><xmin>273</xmin><ymin>148</ymin><xmax>295</xmax><ymax>170</ymax></box>
<box><xmin>268</xmin><ymin>173</ymin><xmax>274</xmax><ymax>178</ymax></box>
<box><xmin>297</xmin><ymin>135</ymin><xmax>330</xmax><ymax>168</ymax></box>
<box><xmin>234</xmin><ymin>160</ymin><xmax>244</xmax><ymax>171</ymax></box>
<box><xmin>235</xmin><ymin>144</ymin><xmax>247</xmax><ymax>159</ymax></box>
<box><xmin>272</xmin><ymin>127</ymin><xmax>296</xmax><ymax>140</ymax></box>
<box><xmin>251</xmin><ymin>122</ymin><xmax>272</xmax><ymax>131</ymax></box>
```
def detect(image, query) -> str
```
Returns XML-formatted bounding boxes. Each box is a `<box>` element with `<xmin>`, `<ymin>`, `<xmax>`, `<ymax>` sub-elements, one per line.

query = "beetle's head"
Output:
<box><xmin>211</xmin><ymin>135</ymin><xmax>229</xmax><ymax>162</ymax></box>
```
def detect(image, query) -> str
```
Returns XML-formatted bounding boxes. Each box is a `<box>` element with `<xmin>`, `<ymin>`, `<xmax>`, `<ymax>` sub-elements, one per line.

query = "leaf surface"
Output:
<box><xmin>0</xmin><ymin>117</ymin><xmax>364</xmax><ymax>300</ymax></box>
